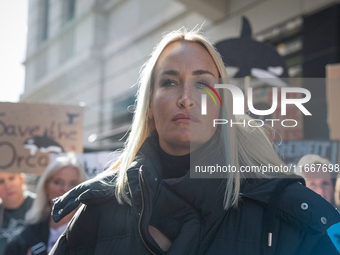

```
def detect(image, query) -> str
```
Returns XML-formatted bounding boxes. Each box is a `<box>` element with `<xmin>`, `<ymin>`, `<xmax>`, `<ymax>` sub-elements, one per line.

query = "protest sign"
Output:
<box><xmin>275</xmin><ymin>140</ymin><xmax>339</xmax><ymax>167</ymax></box>
<box><xmin>326</xmin><ymin>64</ymin><xmax>340</xmax><ymax>163</ymax></box>
<box><xmin>0</xmin><ymin>102</ymin><xmax>83</xmax><ymax>174</ymax></box>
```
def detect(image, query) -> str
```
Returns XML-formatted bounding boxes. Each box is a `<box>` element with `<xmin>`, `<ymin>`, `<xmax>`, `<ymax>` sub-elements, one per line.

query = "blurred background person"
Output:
<box><xmin>5</xmin><ymin>153</ymin><xmax>87</xmax><ymax>255</ymax></box>
<box><xmin>0</xmin><ymin>172</ymin><xmax>35</xmax><ymax>255</ymax></box>
<box><xmin>334</xmin><ymin>174</ymin><xmax>340</xmax><ymax>209</ymax></box>
<box><xmin>328</xmin><ymin>172</ymin><xmax>340</xmax><ymax>252</ymax></box>
<box><xmin>297</xmin><ymin>154</ymin><xmax>340</xmax><ymax>251</ymax></box>
<box><xmin>297</xmin><ymin>154</ymin><xmax>335</xmax><ymax>206</ymax></box>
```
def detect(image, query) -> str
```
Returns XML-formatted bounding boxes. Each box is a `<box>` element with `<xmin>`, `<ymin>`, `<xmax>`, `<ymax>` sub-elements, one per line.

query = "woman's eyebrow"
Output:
<box><xmin>160</xmin><ymin>70</ymin><xmax>180</xmax><ymax>76</ymax></box>
<box><xmin>192</xmin><ymin>70</ymin><xmax>215</xmax><ymax>77</ymax></box>
<box><xmin>159</xmin><ymin>69</ymin><xmax>215</xmax><ymax>77</ymax></box>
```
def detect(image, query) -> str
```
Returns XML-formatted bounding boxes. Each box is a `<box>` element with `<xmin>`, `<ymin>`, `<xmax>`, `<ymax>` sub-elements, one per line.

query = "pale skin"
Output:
<box><xmin>45</xmin><ymin>166</ymin><xmax>80</xmax><ymax>229</ymax></box>
<box><xmin>147</xmin><ymin>41</ymin><xmax>221</xmax><ymax>251</ymax></box>
<box><xmin>304</xmin><ymin>169</ymin><xmax>334</xmax><ymax>205</ymax></box>
<box><xmin>26</xmin><ymin>167</ymin><xmax>80</xmax><ymax>254</ymax></box>
<box><xmin>0</xmin><ymin>172</ymin><xmax>25</xmax><ymax>209</ymax></box>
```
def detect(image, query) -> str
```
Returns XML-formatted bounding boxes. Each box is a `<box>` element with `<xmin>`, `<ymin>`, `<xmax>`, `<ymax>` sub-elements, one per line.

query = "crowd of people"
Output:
<box><xmin>0</xmin><ymin>154</ymin><xmax>87</xmax><ymax>255</ymax></box>
<box><xmin>1</xmin><ymin>29</ymin><xmax>340</xmax><ymax>255</ymax></box>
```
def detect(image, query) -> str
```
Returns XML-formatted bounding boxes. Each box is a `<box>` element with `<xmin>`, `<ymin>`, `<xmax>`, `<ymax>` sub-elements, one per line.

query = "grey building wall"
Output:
<box><xmin>22</xmin><ymin>0</ymin><xmax>340</xmax><ymax>151</ymax></box>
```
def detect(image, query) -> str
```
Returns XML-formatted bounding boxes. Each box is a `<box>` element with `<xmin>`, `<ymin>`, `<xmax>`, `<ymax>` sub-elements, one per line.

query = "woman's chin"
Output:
<box><xmin>172</xmin><ymin>134</ymin><xmax>191</xmax><ymax>144</ymax></box>
<box><xmin>160</xmin><ymin>130</ymin><xmax>214</xmax><ymax>152</ymax></box>
<box><xmin>169</xmin><ymin>132</ymin><xmax>212</xmax><ymax>144</ymax></box>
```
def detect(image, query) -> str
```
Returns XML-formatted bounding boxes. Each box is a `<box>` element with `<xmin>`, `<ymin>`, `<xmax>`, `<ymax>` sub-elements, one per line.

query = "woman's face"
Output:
<box><xmin>45</xmin><ymin>166</ymin><xmax>80</xmax><ymax>202</ymax></box>
<box><xmin>149</xmin><ymin>41</ymin><xmax>220</xmax><ymax>155</ymax></box>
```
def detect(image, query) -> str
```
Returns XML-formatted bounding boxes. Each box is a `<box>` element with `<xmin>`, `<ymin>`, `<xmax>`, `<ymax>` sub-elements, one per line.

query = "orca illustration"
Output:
<box><xmin>23</xmin><ymin>130</ymin><xmax>65</xmax><ymax>156</ymax></box>
<box><xmin>66</xmin><ymin>112</ymin><xmax>80</xmax><ymax>125</ymax></box>
<box><xmin>215</xmin><ymin>16</ymin><xmax>289</xmax><ymax>86</ymax></box>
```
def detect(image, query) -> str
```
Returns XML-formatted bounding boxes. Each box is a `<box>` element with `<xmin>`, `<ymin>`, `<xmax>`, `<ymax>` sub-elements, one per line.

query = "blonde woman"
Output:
<box><xmin>50</xmin><ymin>29</ymin><xmax>339</xmax><ymax>254</ymax></box>
<box><xmin>5</xmin><ymin>153</ymin><xmax>87</xmax><ymax>255</ymax></box>
<box><xmin>297</xmin><ymin>154</ymin><xmax>335</xmax><ymax>205</ymax></box>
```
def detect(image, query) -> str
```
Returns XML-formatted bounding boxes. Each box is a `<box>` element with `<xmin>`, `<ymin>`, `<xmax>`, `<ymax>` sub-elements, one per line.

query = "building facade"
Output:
<box><xmin>22</xmin><ymin>0</ymin><xmax>340</xmax><ymax>151</ymax></box>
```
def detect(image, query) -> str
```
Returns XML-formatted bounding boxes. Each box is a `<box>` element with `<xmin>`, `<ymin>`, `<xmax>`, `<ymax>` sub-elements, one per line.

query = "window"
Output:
<box><xmin>62</xmin><ymin>0</ymin><xmax>76</xmax><ymax>23</ymax></box>
<box><xmin>39</xmin><ymin>0</ymin><xmax>49</xmax><ymax>42</ymax></box>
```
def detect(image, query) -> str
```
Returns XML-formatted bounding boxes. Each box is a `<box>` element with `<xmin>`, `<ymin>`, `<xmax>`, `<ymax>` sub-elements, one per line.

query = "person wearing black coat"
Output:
<box><xmin>4</xmin><ymin>220</ymin><xmax>49</xmax><ymax>255</ymax></box>
<box><xmin>50</xmin><ymin>28</ymin><xmax>340</xmax><ymax>254</ymax></box>
<box><xmin>5</xmin><ymin>154</ymin><xmax>88</xmax><ymax>255</ymax></box>
<box><xmin>51</xmin><ymin>135</ymin><xmax>340</xmax><ymax>255</ymax></box>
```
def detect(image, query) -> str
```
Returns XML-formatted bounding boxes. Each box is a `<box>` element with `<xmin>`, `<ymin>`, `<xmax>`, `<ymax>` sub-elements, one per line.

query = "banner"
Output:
<box><xmin>0</xmin><ymin>102</ymin><xmax>83</xmax><ymax>174</ymax></box>
<box><xmin>326</xmin><ymin>64</ymin><xmax>340</xmax><ymax>163</ymax></box>
<box><xmin>275</xmin><ymin>140</ymin><xmax>339</xmax><ymax>167</ymax></box>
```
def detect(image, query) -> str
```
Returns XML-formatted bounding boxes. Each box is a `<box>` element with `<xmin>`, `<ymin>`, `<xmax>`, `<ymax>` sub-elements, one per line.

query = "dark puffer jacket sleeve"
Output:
<box><xmin>49</xmin><ymin>234</ymin><xmax>69</xmax><ymax>255</ymax></box>
<box><xmin>311</xmin><ymin>235</ymin><xmax>340</xmax><ymax>255</ymax></box>
<box><xmin>49</xmin><ymin>203</ymin><xmax>101</xmax><ymax>255</ymax></box>
<box><xmin>49</xmin><ymin>206</ymin><xmax>82</xmax><ymax>255</ymax></box>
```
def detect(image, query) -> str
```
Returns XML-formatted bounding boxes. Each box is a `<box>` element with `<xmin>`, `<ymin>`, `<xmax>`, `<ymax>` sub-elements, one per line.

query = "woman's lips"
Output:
<box><xmin>172</xmin><ymin>113</ymin><xmax>200</xmax><ymax>123</ymax></box>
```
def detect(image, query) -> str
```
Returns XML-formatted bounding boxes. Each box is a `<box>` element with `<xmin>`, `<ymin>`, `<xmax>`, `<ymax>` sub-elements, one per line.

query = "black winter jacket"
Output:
<box><xmin>5</xmin><ymin>219</ymin><xmax>49</xmax><ymax>255</ymax></box>
<box><xmin>50</xmin><ymin>136</ymin><xmax>340</xmax><ymax>255</ymax></box>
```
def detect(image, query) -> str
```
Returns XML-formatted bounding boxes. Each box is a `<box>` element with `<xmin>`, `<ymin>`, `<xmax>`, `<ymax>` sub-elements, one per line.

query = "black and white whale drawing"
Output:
<box><xmin>215</xmin><ymin>16</ymin><xmax>289</xmax><ymax>86</ymax></box>
<box><xmin>66</xmin><ymin>112</ymin><xmax>80</xmax><ymax>125</ymax></box>
<box><xmin>23</xmin><ymin>130</ymin><xmax>65</xmax><ymax>156</ymax></box>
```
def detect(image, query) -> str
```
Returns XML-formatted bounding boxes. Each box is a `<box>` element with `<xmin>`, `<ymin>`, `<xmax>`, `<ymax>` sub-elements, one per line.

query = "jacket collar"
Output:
<box><xmin>241</xmin><ymin>178</ymin><xmax>340</xmax><ymax>233</ymax></box>
<box><xmin>126</xmin><ymin>135</ymin><xmax>227</xmax><ymax>224</ymax></box>
<box><xmin>121</xmin><ymin>131</ymin><xmax>340</xmax><ymax>234</ymax></box>
<box><xmin>52</xmin><ymin>135</ymin><xmax>340</xmax><ymax>235</ymax></box>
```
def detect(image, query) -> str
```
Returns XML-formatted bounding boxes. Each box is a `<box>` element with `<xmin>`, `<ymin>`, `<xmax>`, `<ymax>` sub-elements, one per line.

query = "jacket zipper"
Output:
<box><xmin>138</xmin><ymin>167</ymin><xmax>156</xmax><ymax>255</ymax></box>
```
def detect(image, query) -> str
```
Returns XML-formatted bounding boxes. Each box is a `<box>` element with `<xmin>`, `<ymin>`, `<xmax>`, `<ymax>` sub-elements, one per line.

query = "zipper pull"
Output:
<box><xmin>268</xmin><ymin>232</ymin><xmax>272</xmax><ymax>247</ymax></box>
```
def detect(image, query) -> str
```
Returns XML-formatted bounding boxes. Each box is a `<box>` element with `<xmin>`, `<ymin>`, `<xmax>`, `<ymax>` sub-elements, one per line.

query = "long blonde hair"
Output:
<box><xmin>25</xmin><ymin>153</ymin><xmax>88</xmax><ymax>224</ymax></box>
<box><xmin>108</xmin><ymin>27</ymin><xmax>285</xmax><ymax>209</ymax></box>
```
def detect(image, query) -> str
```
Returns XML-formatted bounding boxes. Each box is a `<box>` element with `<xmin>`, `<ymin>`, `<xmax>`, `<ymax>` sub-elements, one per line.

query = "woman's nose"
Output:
<box><xmin>177</xmin><ymin>81</ymin><xmax>194</xmax><ymax>108</ymax></box>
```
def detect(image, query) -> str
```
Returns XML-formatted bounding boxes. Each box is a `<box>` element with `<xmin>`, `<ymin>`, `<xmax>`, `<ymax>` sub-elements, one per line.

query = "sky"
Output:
<box><xmin>0</xmin><ymin>0</ymin><xmax>28</xmax><ymax>102</ymax></box>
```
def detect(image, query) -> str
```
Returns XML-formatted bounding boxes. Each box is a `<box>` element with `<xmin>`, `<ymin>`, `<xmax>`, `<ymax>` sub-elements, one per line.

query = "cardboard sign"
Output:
<box><xmin>0</xmin><ymin>102</ymin><xmax>83</xmax><ymax>174</ymax></box>
<box><xmin>326</xmin><ymin>64</ymin><xmax>340</xmax><ymax>162</ymax></box>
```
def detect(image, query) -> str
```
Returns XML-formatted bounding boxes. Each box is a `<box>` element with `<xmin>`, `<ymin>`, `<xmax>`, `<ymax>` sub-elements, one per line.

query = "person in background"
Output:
<box><xmin>0</xmin><ymin>172</ymin><xmax>35</xmax><ymax>255</ymax></box>
<box><xmin>328</xmin><ymin>170</ymin><xmax>340</xmax><ymax>252</ymax></box>
<box><xmin>5</xmin><ymin>153</ymin><xmax>87</xmax><ymax>255</ymax></box>
<box><xmin>297</xmin><ymin>154</ymin><xmax>340</xmax><ymax>252</ymax></box>
<box><xmin>334</xmin><ymin>174</ymin><xmax>340</xmax><ymax>210</ymax></box>
<box><xmin>297</xmin><ymin>154</ymin><xmax>335</xmax><ymax>205</ymax></box>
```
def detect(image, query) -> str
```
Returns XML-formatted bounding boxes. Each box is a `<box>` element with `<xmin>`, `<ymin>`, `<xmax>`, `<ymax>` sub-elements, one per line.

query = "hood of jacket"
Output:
<box><xmin>52</xmin><ymin>135</ymin><xmax>340</xmax><ymax>236</ymax></box>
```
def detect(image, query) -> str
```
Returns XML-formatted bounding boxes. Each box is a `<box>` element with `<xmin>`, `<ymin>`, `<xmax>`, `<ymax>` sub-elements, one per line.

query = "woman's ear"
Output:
<box><xmin>147</xmin><ymin>105</ymin><xmax>154</xmax><ymax>121</ymax></box>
